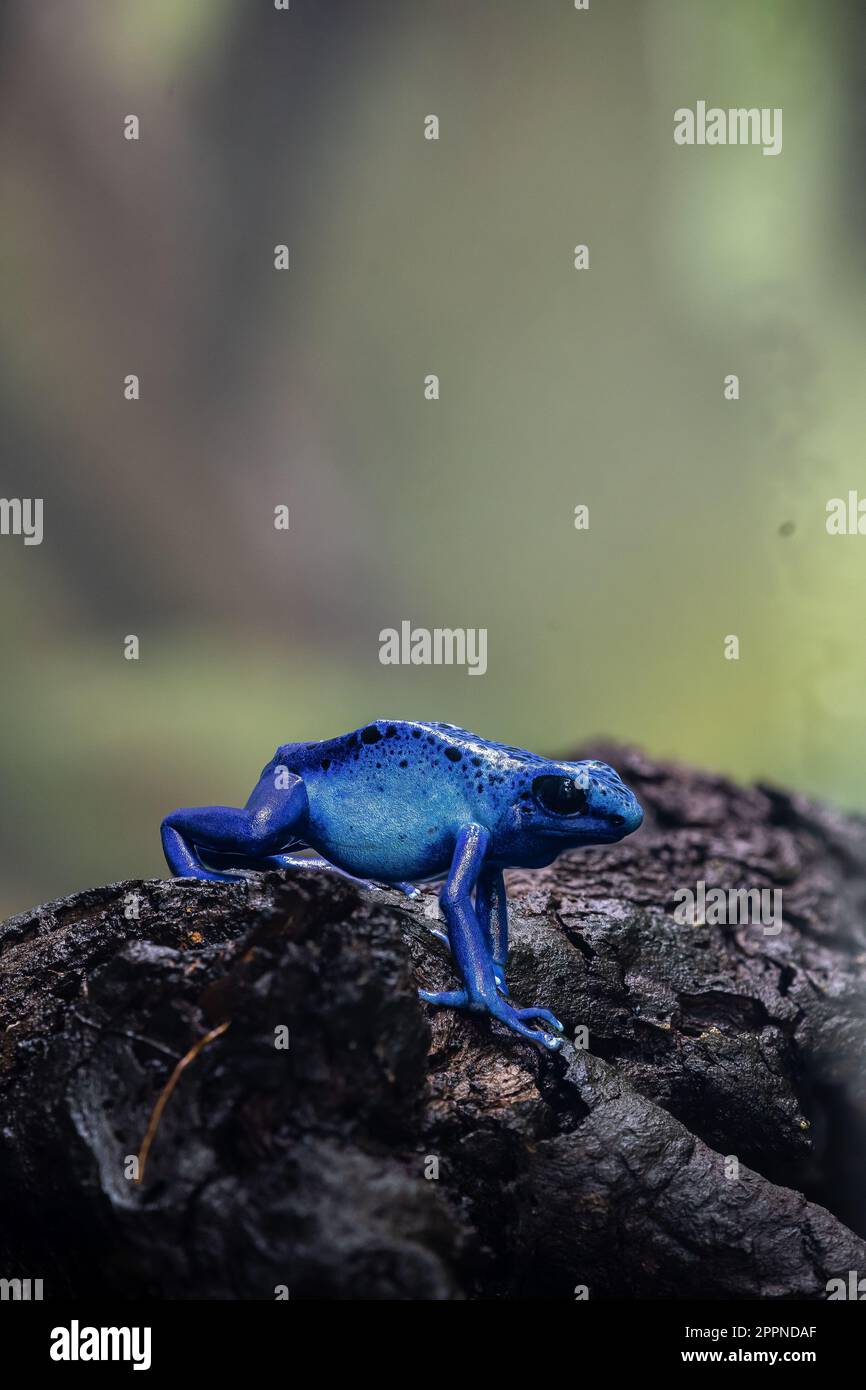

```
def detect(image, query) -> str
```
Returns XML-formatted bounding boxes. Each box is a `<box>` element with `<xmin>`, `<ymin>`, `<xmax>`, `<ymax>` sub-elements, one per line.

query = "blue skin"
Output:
<box><xmin>161</xmin><ymin>721</ymin><xmax>643</xmax><ymax>1050</ymax></box>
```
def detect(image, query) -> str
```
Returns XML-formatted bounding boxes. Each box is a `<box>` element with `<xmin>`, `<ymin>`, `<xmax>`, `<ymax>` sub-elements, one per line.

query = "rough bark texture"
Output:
<box><xmin>1</xmin><ymin>746</ymin><xmax>865</xmax><ymax>1300</ymax></box>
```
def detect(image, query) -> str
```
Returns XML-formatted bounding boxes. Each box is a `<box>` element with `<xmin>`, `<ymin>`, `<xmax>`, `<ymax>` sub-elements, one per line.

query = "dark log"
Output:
<box><xmin>1</xmin><ymin>746</ymin><xmax>864</xmax><ymax>1299</ymax></box>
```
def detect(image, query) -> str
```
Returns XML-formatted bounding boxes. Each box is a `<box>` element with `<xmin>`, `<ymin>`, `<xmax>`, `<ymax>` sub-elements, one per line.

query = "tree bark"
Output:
<box><xmin>1</xmin><ymin>746</ymin><xmax>864</xmax><ymax>1299</ymax></box>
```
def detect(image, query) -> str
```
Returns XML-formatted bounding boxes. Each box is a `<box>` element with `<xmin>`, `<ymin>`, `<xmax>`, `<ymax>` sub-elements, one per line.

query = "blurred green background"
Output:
<box><xmin>0</xmin><ymin>0</ymin><xmax>864</xmax><ymax>917</ymax></box>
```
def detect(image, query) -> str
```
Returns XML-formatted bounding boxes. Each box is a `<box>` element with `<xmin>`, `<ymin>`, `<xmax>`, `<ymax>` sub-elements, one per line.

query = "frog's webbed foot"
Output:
<box><xmin>264</xmin><ymin>854</ymin><xmax>419</xmax><ymax>898</ymax></box>
<box><xmin>484</xmin><ymin>999</ymin><xmax>564</xmax><ymax>1049</ymax></box>
<box><xmin>419</xmin><ymin>988</ymin><xmax>563</xmax><ymax>1050</ymax></box>
<box><xmin>267</xmin><ymin>853</ymin><xmax>380</xmax><ymax>892</ymax></box>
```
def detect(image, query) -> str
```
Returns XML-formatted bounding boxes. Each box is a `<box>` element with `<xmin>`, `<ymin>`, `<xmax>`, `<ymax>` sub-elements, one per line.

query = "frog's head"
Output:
<box><xmin>516</xmin><ymin>758</ymin><xmax>643</xmax><ymax>858</ymax></box>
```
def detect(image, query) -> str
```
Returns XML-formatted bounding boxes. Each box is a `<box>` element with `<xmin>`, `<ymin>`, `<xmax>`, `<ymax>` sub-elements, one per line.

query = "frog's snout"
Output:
<box><xmin>609</xmin><ymin>798</ymin><xmax>643</xmax><ymax>834</ymax></box>
<box><xmin>586</xmin><ymin>768</ymin><xmax>643</xmax><ymax>837</ymax></box>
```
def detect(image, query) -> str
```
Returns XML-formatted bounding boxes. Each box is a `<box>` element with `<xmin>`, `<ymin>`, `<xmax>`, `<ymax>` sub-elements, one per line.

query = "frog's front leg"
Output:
<box><xmin>419</xmin><ymin>825</ymin><xmax>563</xmax><ymax>1050</ymax></box>
<box><xmin>475</xmin><ymin>866</ymin><xmax>509</xmax><ymax>997</ymax></box>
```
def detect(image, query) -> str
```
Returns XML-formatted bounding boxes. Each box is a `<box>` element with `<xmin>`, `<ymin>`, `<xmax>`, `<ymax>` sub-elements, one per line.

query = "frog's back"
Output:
<box><xmin>276</xmin><ymin>720</ymin><xmax>455</xmax><ymax>772</ymax></box>
<box><xmin>276</xmin><ymin>720</ymin><xmax>542</xmax><ymax>778</ymax></box>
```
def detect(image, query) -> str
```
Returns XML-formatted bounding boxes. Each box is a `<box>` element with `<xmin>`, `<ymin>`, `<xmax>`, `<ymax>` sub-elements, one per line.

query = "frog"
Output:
<box><xmin>161</xmin><ymin>720</ymin><xmax>643</xmax><ymax>1049</ymax></box>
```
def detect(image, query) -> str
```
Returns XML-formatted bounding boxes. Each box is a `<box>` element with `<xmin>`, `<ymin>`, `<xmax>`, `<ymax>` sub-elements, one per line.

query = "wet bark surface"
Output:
<box><xmin>1</xmin><ymin>746</ymin><xmax>865</xmax><ymax>1299</ymax></box>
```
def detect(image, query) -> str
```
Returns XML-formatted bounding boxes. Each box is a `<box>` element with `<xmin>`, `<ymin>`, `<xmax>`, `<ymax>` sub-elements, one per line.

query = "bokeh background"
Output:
<box><xmin>0</xmin><ymin>0</ymin><xmax>864</xmax><ymax>917</ymax></box>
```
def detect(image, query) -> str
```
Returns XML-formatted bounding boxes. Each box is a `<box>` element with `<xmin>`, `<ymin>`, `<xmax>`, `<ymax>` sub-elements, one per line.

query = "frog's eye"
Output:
<box><xmin>532</xmin><ymin>775</ymin><xmax>589</xmax><ymax>816</ymax></box>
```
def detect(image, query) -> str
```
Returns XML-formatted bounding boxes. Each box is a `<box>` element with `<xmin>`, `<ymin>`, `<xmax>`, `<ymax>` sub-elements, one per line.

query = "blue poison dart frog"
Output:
<box><xmin>161</xmin><ymin>721</ymin><xmax>643</xmax><ymax>1049</ymax></box>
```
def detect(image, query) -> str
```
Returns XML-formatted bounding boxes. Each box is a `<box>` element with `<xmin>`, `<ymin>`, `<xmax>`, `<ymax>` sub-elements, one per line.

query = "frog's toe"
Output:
<box><xmin>515</xmin><ymin>1006</ymin><xmax>564</xmax><ymax>1032</ymax></box>
<box><xmin>489</xmin><ymin>1001</ymin><xmax>564</xmax><ymax>1050</ymax></box>
<box><xmin>535</xmin><ymin>1030</ymin><xmax>563</xmax><ymax>1051</ymax></box>
<box><xmin>493</xmin><ymin>967</ymin><xmax>510</xmax><ymax>998</ymax></box>
<box><xmin>516</xmin><ymin>1020</ymin><xmax>563</xmax><ymax>1050</ymax></box>
<box><xmin>395</xmin><ymin>881</ymin><xmax>421</xmax><ymax>898</ymax></box>
<box><xmin>419</xmin><ymin>988</ymin><xmax>469</xmax><ymax>1009</ymax></box>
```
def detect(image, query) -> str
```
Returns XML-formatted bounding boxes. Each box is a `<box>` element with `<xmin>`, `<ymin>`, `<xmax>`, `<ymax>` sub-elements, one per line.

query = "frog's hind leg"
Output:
<box><xmin>161</xmin><ymin>768</ymin><xmax>309</xmax><ymax>884</ymax></box>
<box><xmin>161</xmin><ymin>758</ymin><xmax>418</xmax><ymax>895</ymax></box>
